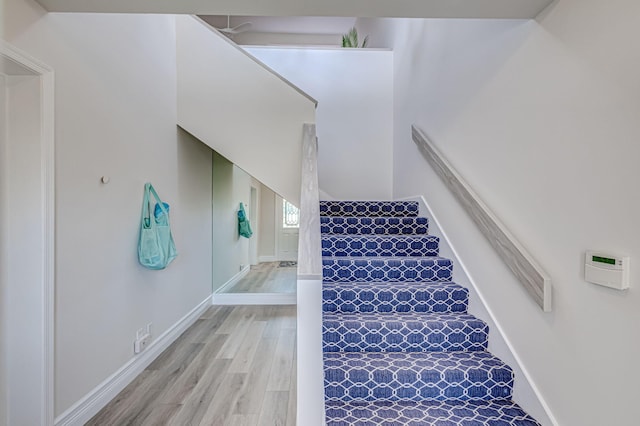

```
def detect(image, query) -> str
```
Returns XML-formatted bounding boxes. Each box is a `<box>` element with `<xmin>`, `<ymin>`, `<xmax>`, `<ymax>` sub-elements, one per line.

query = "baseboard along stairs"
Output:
<box><xmin>320</xmin><ymin>200</ymin><xmax>540</xmax><ymax>425</ymax></box>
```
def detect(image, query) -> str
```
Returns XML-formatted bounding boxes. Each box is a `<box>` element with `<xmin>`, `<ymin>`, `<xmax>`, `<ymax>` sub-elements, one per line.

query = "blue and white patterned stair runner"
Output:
<box><xmin>320</xmin><ymin>200</ymin><xmax>541</xmax><ymax>425</ymax></box>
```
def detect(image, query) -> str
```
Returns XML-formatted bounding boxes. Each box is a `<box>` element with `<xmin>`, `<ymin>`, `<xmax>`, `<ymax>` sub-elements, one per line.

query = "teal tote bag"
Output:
<box><xmin>238</xmin><ymin>202</ymin><xmax>253</xmax><ymax>238</ymax></box>
<box><xmin>138</xmin><ymin>183</ymin><xmax>178</xmax><ymax>270</ymax></box>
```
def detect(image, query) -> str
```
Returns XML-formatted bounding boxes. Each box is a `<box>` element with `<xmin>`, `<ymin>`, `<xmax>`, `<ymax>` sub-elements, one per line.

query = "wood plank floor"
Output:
<box><xmin>224</xmin><ymin>262</ymin><xmax>296</xmax><ymax>294</ymax></box>
<box><xmin>87</xmin><ymin>305</ymin><xmax>297</xmax><ymax>426</ymax></box>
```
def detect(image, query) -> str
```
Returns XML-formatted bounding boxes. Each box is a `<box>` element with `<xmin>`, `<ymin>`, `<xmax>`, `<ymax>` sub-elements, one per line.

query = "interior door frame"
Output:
<box><xmin>276</xmin><ymin>196</ymin><xmax>299</xmax><ymax>261</ymax></box>
<box><xmin>1</xmin><ymin>40</ymin><xmax>55</xmax><ymax>426</ymax></box>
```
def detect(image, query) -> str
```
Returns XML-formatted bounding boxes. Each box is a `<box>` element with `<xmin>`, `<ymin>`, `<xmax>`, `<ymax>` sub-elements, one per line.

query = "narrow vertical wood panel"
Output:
<box><xmin>412</xmin><ymin>125</ymin><xmax>552</xmax><ymax>311</ymax></box>
<box><xmin>297</xmin><ymin>123</ymin><xmax>322</xmax><ymax>280</ymax></box>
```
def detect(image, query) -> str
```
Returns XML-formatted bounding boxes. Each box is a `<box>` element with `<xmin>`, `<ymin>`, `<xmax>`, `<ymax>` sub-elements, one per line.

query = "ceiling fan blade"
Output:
<box><xmin>230</xmin><ymin>22</ymin><xmax>252</xmax><ymax>32</ymax></box>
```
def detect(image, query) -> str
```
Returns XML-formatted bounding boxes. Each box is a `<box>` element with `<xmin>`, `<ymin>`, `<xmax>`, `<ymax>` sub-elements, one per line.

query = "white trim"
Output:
<box><xmin>258</xmin><ymin>255</ymin><xmax>277</xmax><ymax>263</ymax></box>
<box><xmin>54</xmin><ymin>295</ymin><xmax>213</xmax><ymax>426</ymax></box>
<box><xmin>41</xmin><ymin>63</ymin><xmax>55</xmax><ymax>426</ymax></box>
<box><xmin>212</xmin><ymin>292</ymin><xmax>296</xmax><ymax>305</ymax></box>
<box><xmin>214</xmin><ymin>264</ymin><xmax>250</xmax><ymax>294</ymax></box>
<box><xmin>296</xmin><ymin>278</ymin><xmax>324</xmax><ymax>426</ymax></box>
<box><xmin>400</xmin><ymin>194</ymin><xmax>558</xmax><ymax>426</ymax></box>
<box><xmin>1</xmin><ymin>40</ymin><xmax>55</xmax><ymax>426</ymax></box>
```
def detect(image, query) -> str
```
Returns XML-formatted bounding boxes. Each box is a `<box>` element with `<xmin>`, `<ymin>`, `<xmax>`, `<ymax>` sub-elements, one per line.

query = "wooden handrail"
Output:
<box><xmin>412</xmin><ymin>125</ymin><xmax>552</xmax><ymax>311</ymax></box>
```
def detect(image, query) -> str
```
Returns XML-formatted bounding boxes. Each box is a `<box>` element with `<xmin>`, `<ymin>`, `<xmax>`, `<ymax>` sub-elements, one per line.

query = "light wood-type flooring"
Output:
<box><xmin>87</xmin><ymin>305</ymin><xmax>297</xmax><ymax>426</ymax></box>
<box><xmin>224</xmin><ymin>262</ymin><xmax>297</xmax><ymax>294</ymax></box>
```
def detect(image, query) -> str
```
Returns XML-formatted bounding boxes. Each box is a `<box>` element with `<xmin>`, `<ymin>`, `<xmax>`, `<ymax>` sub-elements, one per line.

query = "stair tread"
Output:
<box><xmin>321</xmin><ymin>215</ymin><xmax>427</xmax><ymax>220</ymax></box>
<box><xmin>325</xmin><ymin>400</ymin><xmax>541</xmax><ymax>425</ymax></box>
<box><xmin>323</xmin><ymin>311</ymin><xmax>485</xmax><ymax>322</ymax></box>
<box><xmin>321</xmin><ymin>216</ymin><xmax>429</xmax><ymax>235</ymax></box>
<box><xmin>322</xmin><ymin>234</ymin><xmax>438</xmax><ymax>241</ymax></box>
<box><xmin>323</xmin><ymin>257</ymin><xmax>453</xmax><ymax>284</ymax></box>
<box><xmin>323</xmin><ymin>280</ymin><xmax>464</xmax><ymax>288</ymax></box>
<box><xmin>324</xmin><ymin>351</ymin><xmax>514</xmax><ymax>402</ymax></box>
<box><xmin>323</xmin><ymin>255</ymin><xmax>450</xmax><ymax>261</ymax></box>
<box><xmin>322</xmin><ymin>235</ymin><xmax>440</xmax><ymax>257</ymax></box>
<box><xmin>323</xmin><ymin>312</ymin><xmax>488</xmax><ymax>352</ymax></box>
<box><xmin>320</xmin><ymin>200</ymin><xmax>419</xmax><ymax>217</ymax></box>
<box><xmin>323</xmin><ymin>281</ymin><xmax>469</xmax><ymax>314</ymax></box>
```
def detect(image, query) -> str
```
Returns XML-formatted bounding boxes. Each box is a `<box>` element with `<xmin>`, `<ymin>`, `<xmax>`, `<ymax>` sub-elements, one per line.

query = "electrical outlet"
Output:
<box><xmin>134</xmin><ymin>323</ymin><xmax>153</xmax><ymax>354</ymax></box>
<box><xmin>134</xmin><ymin>333</ymin><xmax>150</xmax><ymax>354</ymax></box>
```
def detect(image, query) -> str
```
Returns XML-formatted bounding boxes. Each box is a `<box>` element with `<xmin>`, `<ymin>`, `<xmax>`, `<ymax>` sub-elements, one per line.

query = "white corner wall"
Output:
<box><xmin>212</xmin><ymin>151</ymin><xmax>251</xmax><ymax>292</ymax></box>
<box><xmin>245</xmin><ymin>47</ymin><xmax>394</xmax><ymax>200</ymax></box>
<box><xmin>4</xmin><ymin>0</ymin><xmax>214</xmax><ymax>418</ymax></box>
<box><xmin>258</xmin><ymin>183</ymin><xmax>277</xmax><ymax>261</ymax></box>
<box><xmin>359</xmin><ymin>2</ymin><xmax>640</xmax><ymax>424</ymax></box>
<box><xmin>176</xmin><ymin>16</ymin><xmax>316</xmax><ymax>207</ymax></box>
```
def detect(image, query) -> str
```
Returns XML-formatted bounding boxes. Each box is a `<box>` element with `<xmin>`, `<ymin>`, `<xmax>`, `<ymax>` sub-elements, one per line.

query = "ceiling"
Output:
<box><xmin>35</xmin><ymin>0</ymin><xmax>554</xmax><ymax>19</ymax></box>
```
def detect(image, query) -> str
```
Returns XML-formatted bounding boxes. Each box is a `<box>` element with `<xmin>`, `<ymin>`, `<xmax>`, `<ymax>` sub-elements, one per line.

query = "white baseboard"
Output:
<box><xmin>258</xmin><ymin>255</ymin><xmax>277</xmax><ymax>263</ymax></box>
<box><xmin>215</xmin><ymin>265</ymin><xmax>251</xmax><ymax>294</ymax></box>
<box><xmin>212</xmin><ymin>292</ymin><xmax>296</xmax><ymax>305</ymax></box>
<box><xmin>54</xmin><ymin>295</ymin><xmax>213</xmax><ymax>426</ymax></box>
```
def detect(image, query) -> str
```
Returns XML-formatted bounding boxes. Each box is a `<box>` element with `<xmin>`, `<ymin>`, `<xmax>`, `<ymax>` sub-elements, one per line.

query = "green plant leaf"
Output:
<box><xmin>341</xmin><ymin>27</ymin><xmax>369</xmax><ymax>48</ymax></box>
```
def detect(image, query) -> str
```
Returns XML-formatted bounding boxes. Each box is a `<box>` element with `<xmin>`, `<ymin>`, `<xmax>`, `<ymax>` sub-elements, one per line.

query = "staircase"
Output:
<box><xmin>320</xmin><ymin>200</ymin><xmax>540</xmax><ymax>425</ymax></box>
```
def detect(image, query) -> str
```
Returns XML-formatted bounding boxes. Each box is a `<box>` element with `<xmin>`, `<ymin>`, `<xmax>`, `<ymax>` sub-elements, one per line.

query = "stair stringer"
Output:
<box><xmin>399</xmin><ymin>194</ymin><xmax>557</xmax><ymax>425</ymax></box>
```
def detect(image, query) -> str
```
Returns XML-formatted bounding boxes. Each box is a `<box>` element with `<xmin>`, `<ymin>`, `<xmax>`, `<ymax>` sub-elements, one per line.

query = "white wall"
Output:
<box><xmin>176</xmin><ymin>16</ymin><xmax>316</xmax><ymax>206</ymax></box>
<box><xmin>245</xmin><ymin>47</ymin><xmax>394</xmax><ymax>200</ymax></box>
<box><xmin>4</xmin><ymin>0</ymin><xmax>214</xmax><ymax>417</ymax></box>
<box><xmin>0</xmin><ymin>74</ymin><xmax>7</xmax><ymax>426</ymax></box>
<box><xmin>359</xmin><ymin>2</ymin><xmax>640</xmax><ymax>424</ymax></box>
<box><xmin>258</xmin><ymin>183</ymin><xmax>277</xmax><ymax>261</ymax></box>
<box><xmin>212</xmin><ymin>151</ymin><xmax>251</xmax><ymax>292</ymax></box>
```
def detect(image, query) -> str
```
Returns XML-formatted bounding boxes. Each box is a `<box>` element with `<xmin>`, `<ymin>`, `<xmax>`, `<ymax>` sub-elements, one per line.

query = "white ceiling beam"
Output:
<box><xmin>35</xmin><ymin>0</ymin><xmax>554</xmax><ymax>19</ymax></box>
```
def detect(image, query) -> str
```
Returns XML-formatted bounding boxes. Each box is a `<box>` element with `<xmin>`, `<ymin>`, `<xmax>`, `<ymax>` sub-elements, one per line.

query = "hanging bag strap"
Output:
<box><xmin>147</xmin><ymin>183</ymin><xmax>169</xmax><ymax>217</ymax></box>
<box><xmin>141</xmin><ymin>183</ymin><xmax>154</xmax><ymax>229</ymax></box>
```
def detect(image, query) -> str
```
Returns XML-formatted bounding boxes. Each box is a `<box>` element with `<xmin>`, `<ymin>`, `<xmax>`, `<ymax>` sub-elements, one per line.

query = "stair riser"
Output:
<box><xmin>321</xmin><ymin>217</ymin><xmax>428</xmax><ymax>236</ymax></box>
<box><xmin>320</xmin><ymin>201</ymin><xmax>419</xmax><ymax>218</ymax></box>
<box><xmin>324</xmin><ymin>401</ymin><xmax>541</xmax><ymax>426</ymax></box>
<box><xmin>322</xmin><ymin>317</ymin><xmax>488</xmax><ymax>352</ymax></box>
<box><xmin>322</xmin><ymin>258</ymin><xmax>453</xmax><ymax>283</ymax></box>
<box><xmin>322</xmin><ymin>284</ymin><xmax>469</xmax><ymax>314</ymax></box>
<box><xmin>322</xmin><ymin>235</ymin><xmax>439</xmax><ymax>257</ymax></box>
<box><xmin>324</xmin><ymin>353</ymin><xmax>514</xmax><ymax>403</ymax></box>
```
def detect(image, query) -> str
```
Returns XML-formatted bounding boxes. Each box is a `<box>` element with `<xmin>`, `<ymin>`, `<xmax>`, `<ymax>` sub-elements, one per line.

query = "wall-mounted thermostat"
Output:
<box><xmin>585</xmin><ymin>251</ymin><xmax>630</xmax><ymax>290</ymax></box>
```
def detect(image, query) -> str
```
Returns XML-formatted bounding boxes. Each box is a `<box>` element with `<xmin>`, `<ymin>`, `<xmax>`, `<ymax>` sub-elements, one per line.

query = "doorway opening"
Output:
<box><xmin>0</xmin><ymin>42</ymin><xmax>55</xmax><ymax>426</ymax></box>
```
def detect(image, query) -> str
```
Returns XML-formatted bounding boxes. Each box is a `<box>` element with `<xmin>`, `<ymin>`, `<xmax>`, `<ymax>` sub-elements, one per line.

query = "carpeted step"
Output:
<box><xmin>322</xmin><ymin>281</ymin><xmax>469</xmax><ymax>314</ymax></box>
<box><xmin>324</xmin><ymin>351</ymin><xmax>514</xmax><ymax>403</ymax></box>
<box><xmin>322</xmin><ymin>312</ymin><xmax>488</xmax><ymax>353</ymax></box>
<box><xmin>320</xmin><ymin>201</ymin><xmax>419</xmax><ymax>217</ymax></box>
<box><xmin>321</xmin><ymin>216</ymin><xmax>428</xmax><ymax>236</ymax></box>
<box><xmin>322</xmin><ymin>235</ymin><xmax>440</xmax><ymax>257</ymax></box>
<box><xmin>322</xmin><ymin>256</ymin><xmax>453</xmax><ymax>283</ymax></box>
<box><xmin>324</xmin><ymin>400</ymin><xmax>541</xmax><ymax>426</ymax></box>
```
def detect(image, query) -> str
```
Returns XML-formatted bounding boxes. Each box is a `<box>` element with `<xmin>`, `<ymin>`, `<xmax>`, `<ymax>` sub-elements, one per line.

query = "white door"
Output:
<box><xmin>277</xmin><ymin>197</ymin><xmax>299</xmax><ymax>261</ymax></box>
